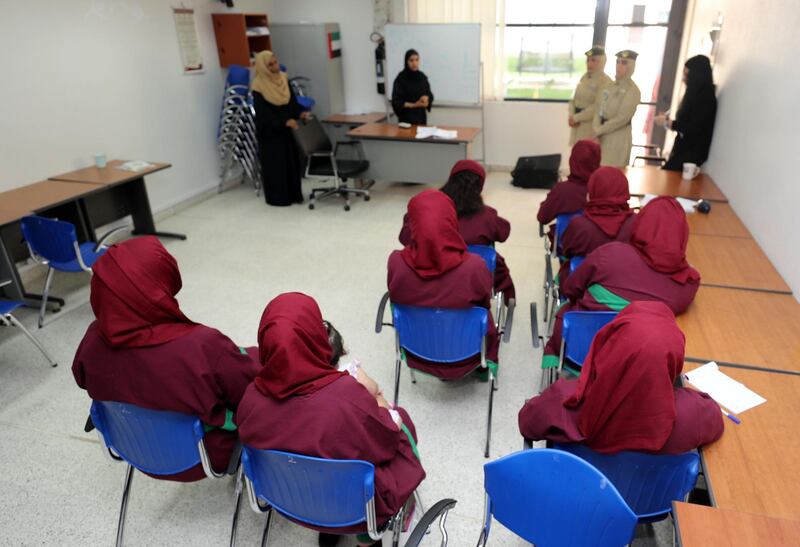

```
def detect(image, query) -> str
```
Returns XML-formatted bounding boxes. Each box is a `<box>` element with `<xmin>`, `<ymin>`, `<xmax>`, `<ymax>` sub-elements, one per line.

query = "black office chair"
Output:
<box><xmin>632</xmin><ymin>144</ymin><xmax>666</xmax><ymax>166</ymax></box>
<box><xmin>292</xmin><ymin>116</ymin><xmax>371</xmax><ymax>211</ymax></box>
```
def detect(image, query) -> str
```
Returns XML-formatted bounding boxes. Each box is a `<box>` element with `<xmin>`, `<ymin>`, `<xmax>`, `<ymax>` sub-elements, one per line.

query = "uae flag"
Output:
<box><xmin>327</xmin><ymin>31</ymin><xmax>341</xmax><ymax>58</ymax></box>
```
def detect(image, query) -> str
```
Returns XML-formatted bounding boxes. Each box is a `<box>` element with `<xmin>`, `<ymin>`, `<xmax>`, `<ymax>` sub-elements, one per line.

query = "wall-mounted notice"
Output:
<box><xmin>173</xmin><ymin>8</ymin><xmax>204</xmax><ymax>73</ymax></box>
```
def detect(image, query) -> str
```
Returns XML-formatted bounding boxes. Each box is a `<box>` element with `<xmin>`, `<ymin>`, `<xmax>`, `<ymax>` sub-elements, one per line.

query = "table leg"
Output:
<box><xmin>126</xmin><ymin>178</ymin><xmax>187</xmax><ymax>240</ymax></box>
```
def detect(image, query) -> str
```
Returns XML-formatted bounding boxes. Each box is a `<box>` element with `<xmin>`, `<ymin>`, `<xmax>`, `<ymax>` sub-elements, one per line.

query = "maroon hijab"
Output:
<box><xmin>401</xmin><ymin>190</ymin><xmax>468</xmax><ymax>278</ymax></box>
<box><xmin>631</xmin><ymin>196</ymin><xmax>700</xmax><ymax>284</ymax></box>
<box><xmin>567</xmin><ymin>139</ymin><xmax>602</xmax><ymax>183</ymax></box>
<box><xmin>90</xmin><ymin>236</ymin><xmax>199</xmax><ymax>348</ymax></box>
<box><xmin>449</xmin><ymin>159</ymin><xmax>486</xmax><ymax>191</ymax></box>
<box><xmin>583</xmin><ymin>167</ymin><xmax>633</xmax><ymax>237</ymax></box>
<box><xmin>254</xmin><ymin>292</ymin><xmax>345</xmax><ymax>399</ymax></box>
<box><xmin>563</xmin><ymin>301</ymin><xmax>685</xmax><ymax>453</ymax></box>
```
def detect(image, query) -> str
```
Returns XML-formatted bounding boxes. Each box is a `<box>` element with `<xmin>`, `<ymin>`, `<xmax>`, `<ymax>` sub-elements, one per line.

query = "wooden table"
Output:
<box><xmin>625</xmin><ymin>166</ymin><xmax>728</xmax><ymax>202</ymax></box>
<box><xmin>674</xmin><ymin>502</ymin><xmax>800</xmax><ymax>546</ymax></box>
<box><xmin>322</xmin><ymin>112</ymin><xmax>387</xmax><ymax>125</ymax></box>
<box><xmin>49</xmin><ymin>159</ymin><xmax>182</xmax><ymax>241</ymax></box>
<box><xmin>682</xmin><ymin>366</ymin><xmax>800</xmax><ymax>521</ymax></box>
<box><xmin>677</xmin><ymin>286</ymin><xmax>800</xmax><ymax>372</ymax></box>
<box><xmin>0</xmin><ymin>180</ymin><xmax>98</xmax><ymax>212</ymax></box>
<box><xmin>346</xmin><ymin>123</ymin><xmax>481</xmax><ymax>184</ymax></box>
<box><xmin>685</xmin><ymin>202</ymin><xmax>751</xmax><ymax>238</ymax></box>
<box><xmin>687</xmin><ymin>234</ymin><xmax>792</xmax><ymax>294</ymax></box>
<box><xmin>49</xmin><ymin>160</ymin><xmax>171</xmax><ymax>186</ymax></box>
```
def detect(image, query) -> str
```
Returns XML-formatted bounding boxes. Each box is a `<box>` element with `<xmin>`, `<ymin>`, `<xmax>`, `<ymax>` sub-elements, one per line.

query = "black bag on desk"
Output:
<box><xmin>510</xmin><ymin>154</ymin><xmax>561</xmax><ymax>189</ymax></box>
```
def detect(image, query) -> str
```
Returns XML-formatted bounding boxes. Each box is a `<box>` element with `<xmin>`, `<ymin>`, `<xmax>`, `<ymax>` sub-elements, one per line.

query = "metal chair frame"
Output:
<box><xmin>0</xmin><ymin>300</ymin><xmax>58</xmax><ymax>367</ymax></box>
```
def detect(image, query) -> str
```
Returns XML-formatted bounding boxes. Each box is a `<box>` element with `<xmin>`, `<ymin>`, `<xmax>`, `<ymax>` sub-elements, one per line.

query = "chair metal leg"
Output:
<box><xmin>484</xmin><ymin>377</ymin><xmax>495</xmax><ymax>458</ymax></box>
<box><xmin>38</xmin><ymin>267</ymin><xmax>54</xmax><ymax>328</ymax></box>
<box><xmin>5</xmin><ymin>314</ymin><xmax>58</xmax><ymax>367</ymax></box>
<box><xmin>438</xmin><ymin>508</ymin><xmax>450</xmax><ymax>547</ymax></box>
<box><xmin>229</xmin><ymin>467</ymin><xmax>244</xmax><ymax>547</ymax></box>
<box><xmin>115</xmin><ymin>465</ymin><xmax>135</xmax><ymax>547</ymax></box>
<box><xmin>391</xmin><ymin>505</ymin><xmax>405</xmax><ymax>547</ymax></box>
<box><xmin>259</xmin><ymin>508</ymin><xmax>273</xmax><ymax>547</ymax></box>
<box><xmin>409</xmin><ymin>367</ymin><xmax>417</xmax><ymax>384</ymax></box>
<box><xmin>393</xmin><ymin>355</ymin><xmax>402</xmax><ymax>406</ymax></box>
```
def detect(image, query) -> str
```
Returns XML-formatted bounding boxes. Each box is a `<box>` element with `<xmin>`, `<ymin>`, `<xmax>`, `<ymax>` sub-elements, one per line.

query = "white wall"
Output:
<box><xmin>680</xmin><ymin>0</ymin><xmax>800</xmax><ymax>295</ymax></box>
<box><xmin>0</xmin><ymin>0</ymin><xmax>269</xmax><ymax>210</ymax></box>
<box><xmin>266</xmin><ymin>0</ymin><xmax>386</xmax><ymax>113</ymax></box>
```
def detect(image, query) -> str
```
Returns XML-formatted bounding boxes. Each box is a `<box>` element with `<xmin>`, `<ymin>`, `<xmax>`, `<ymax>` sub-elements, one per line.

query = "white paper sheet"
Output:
<box><xmin>640</xmin><ymin>193</ymin><xmax>697</xmax><ymax>213</ymax></box>
<box><xmin>684</xmin><ymin>362</ymin><xmax>767</xmax><ymax>414</ymax></box>
<box><xmin>415</xmin><ymin>126</ymin><xmax>458</xmax><ymax>140</ymax></box>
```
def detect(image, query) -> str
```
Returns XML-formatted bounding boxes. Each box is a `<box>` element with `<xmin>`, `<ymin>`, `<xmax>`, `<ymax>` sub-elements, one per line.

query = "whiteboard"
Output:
<box><xmin>385</xmin><ymin>23</ymin><xmax>481</xmax><ymax>106</ymax></box>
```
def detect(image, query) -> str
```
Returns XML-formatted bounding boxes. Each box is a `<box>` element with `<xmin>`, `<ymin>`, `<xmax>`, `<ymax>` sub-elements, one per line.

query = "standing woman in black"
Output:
<box><xmin>251</xmin><ymin>50</ymin><xmax>309</xmax><ymax>206</ymax></box>
<box><xmin>655</xmin><ymin>55</ymin><xmax>718</xmax><ymax>171</ymax></box>
<box><xmin>391</xmin><ymin>49</ymin><xmax>434</xmax><ymax>125</ymax></box>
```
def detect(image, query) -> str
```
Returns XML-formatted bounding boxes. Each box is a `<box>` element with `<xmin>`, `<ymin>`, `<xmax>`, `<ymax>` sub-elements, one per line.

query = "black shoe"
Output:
<box><xmin>318</xmin><ymin>533</ymin><xmax>341</xmax><ymax>547</ymax></box>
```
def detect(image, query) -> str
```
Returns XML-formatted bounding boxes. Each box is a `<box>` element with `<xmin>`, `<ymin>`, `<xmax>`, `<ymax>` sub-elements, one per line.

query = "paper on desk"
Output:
<box><xmin>640</xmin><ymin>193</ymin><xmax>697</xmax><ymax>213</ymax></box>
<box><xmin>684</xmin><ymin>362</ymin><xmax>767</xmax><ymax>414</ymax></box>
<box><xmin>415</xmin><ymin>126</ymin><xmax>458</xmax><ymax>140</ymax></box>
<box><xmin>117</xmin><ymin>160</ymin><xmax>154</xmax><ymax>172</ymax></box>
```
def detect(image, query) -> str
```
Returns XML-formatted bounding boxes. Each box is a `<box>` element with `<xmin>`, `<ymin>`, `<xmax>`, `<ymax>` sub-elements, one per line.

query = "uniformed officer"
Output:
<box><xmin>568</xmin><ymin>46</ymin><xmax>613</xmax><ymax>145</ymax></box>
<box><xmin>593</xmin><ymin>50</ymin><xmax>641</xmax><ymax>167</ymax></box>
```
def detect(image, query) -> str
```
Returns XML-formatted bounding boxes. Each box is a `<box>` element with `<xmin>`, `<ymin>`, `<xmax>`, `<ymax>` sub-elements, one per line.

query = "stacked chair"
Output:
<box><xmin>218</xmin><ymin>65</ymin><xmax>261</xmax><ymax>196</ymax></box>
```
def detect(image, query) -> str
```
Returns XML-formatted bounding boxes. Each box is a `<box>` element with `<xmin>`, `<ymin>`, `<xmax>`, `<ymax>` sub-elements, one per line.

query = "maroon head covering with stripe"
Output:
<box><xmin>567</xmin><ymin>139</ymin><xmax>602</xmax><ymax>183</ymax></box>
<box><xmin>583</xmin><ymin>166</ymin><xmax>633</xmax><ymax>238</ymax></box>
<box><xmin>449</xmin><ymin>159</ymin><xmax>486</xmax><ymax>191</ymax></box>
<box><xmin>631</xmin><ymin>196</ymin><xmax>701</xmax><ymax>284</ymax></box>
<box><xmin>254</xmin><ymin>292</ymin><xmax>345</xmax><ymax>399</ymax></box>
<box><xmin>401</xmin><ymin>189</ymin><xmax>468</xmax><ymax>278</ymax></box>
<box><xmin>563</xmin><ymin>301</ymin><xmax>685</xmax><ymax>453</ymax></box>
<box><xmin>90</xmin><ymin>236</ymin><xmax>199</xmax><ymax>348</ymax></box>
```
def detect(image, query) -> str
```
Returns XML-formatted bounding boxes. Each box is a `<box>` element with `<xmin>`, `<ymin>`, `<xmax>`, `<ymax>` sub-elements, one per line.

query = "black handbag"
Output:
<box><xmin>510</xmin><ymin>154</ymin><xmax>562</xmax><ymax>189</ymax></box>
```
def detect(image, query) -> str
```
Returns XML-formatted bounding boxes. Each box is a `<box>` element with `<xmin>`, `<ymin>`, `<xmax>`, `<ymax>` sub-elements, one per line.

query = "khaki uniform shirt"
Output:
<box><xmin>569</xmin><ymin>71</ymin><xmax>612</xmax><ymax>145</ymax></box>
<box><xmin>593</xmin><ymin>77</ymin><xmax>641</xmax><ymax>167</ymax></box>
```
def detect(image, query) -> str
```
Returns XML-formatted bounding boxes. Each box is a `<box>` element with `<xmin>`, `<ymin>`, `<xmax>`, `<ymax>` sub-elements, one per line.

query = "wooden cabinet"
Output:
<box><xmin>211</xmin><ymin>13</ymin><xmax>271</xmax><ymax>68</ymax></box>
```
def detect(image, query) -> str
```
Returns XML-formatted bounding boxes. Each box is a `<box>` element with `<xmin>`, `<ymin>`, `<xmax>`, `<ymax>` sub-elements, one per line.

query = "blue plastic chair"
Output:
<box><xmin>375</xmin><ymin>295</ymin><xmax>497</xmax><ymax>457</ymax></box>
<box><xmin>554</xmin><ymin>211</ymin><xmax>582</xmax><ymax>256</ymax></box>
<box><xmin>0</xmin><ymin>299</ymin><xmax>57</xmax><ymax>366</ymax></box>
<box><xmin>541</xmin><ymin>211</ymin><xmax>583</xmax><ymax>334</ymax></box>
<box><xmin>20</xmin><ymin>215</ymin><xmax>123</xmax><ymax>327</ymax></box>
<box><xmin>467</xmin><ymin>244</ymin><xmax>514</xmax><ymax>339</ymax></box>
<box><xmin>559</xmin><ymin>310</ymin><xmax>619</xmax><ymax>374</ymax></box>
<box><xmin>230</xmin><ymin>447</ymin><xmax>455</xmax><ymax>547</ymax></box>
<box><xmin>467</xmin><ymin>244</ymin><xmax>497</xmax><ymax>274</ymax></box>
<box><xmin>555</xmin><ymin>444</ymin><xmax>700</xmax><ymax>523</ymax></box>
<box><xmin>569</xmin><ymin>255</ymin><xmax>586</xmax><ymax>273</ymax></box>
<box><xmin>477</xmin><ymin>449</ymin><xmax>637</xmax><ymax>546</ymax></box>
<box><xmin>90</xmin><ymin>401</ymin><xmax>226</xmax><ymax>547</ymax></box>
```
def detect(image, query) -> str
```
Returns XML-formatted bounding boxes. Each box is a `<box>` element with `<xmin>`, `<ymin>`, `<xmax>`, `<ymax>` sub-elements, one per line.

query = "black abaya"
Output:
<box><xmin>253</xmin><ymin>90</ymin><xmax>304</xmax><ymax>206</ymax></box>
<box><xmin>391</xmin><ymin>70</ymin><xmax>434</xmax><ymax>125</ymax></box>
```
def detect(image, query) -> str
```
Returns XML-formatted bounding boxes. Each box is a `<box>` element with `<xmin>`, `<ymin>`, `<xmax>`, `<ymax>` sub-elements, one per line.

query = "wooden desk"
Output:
<box><xmin>674</xmin><ymin>502</ymin><xmax>800</xmax><ymax>546</ymax></box>
<box><xmin>0</xmin><ymin>180</ymin><xmax>97</xmax><ymax>212</ymax></box>
<box><xmin>687</xmin><ymin>235</ymin><xmax>792</xmax><ymax>294</ymax></box>
<box><xmin>0</xmin><ymin>208</ymin><xmax>32</xmax><ymax>226</ymax></box>
<box><xmin>49</xmin><ymin>160</ymin><xmax>171</xmax><ymax>186</ymax></box>
<box><xmin>678</xmin><ymin>286</ymin><xmax>800</xmax><ymax>372</ymax></box>
<box><xmin>322</xmin><ymin>112</ymin><xmax>387</xmax><ymax>125</ymax></box>
<box><xmin>346</xmin><ymin>123</ymin><xmax>481</xmax><ymax>184</ymax></box>
<box><xmin>685</xmin><ymin>203</ymin><xmax>751</xmax><ymax>238</ymax></box>
<box><xmin>625</xmin><ymin>166</ymin><xmax>728</xmax><ymax>202</ymax></box>
<box><xmin>684</xmin><ymin>367</ymin><xmax>800</xmax><ymax>521</ymax></box>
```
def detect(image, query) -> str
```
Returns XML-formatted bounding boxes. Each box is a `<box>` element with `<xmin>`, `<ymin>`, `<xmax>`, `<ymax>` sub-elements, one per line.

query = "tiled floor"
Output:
<box><xmin>0</xmin><ymin>174</ymin><xmax>673</xmax><ymax>545</ymax></box>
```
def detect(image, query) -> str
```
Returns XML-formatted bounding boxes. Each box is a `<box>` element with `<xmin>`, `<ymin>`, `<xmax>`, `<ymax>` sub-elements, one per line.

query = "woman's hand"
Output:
<box><xmin>568</xmin><ymin>116</ymin><xmax>579</xmax><ymax>128</ymax></box>
<box><xmin>285</xmin><ymin>119</ymin><xmax>298</xmax><ymax>129</ymax></box>
<box><xmin>419</xmin><ymin>95</ymin><xmax>430</xmax><ymax>108</ymax></box>
<box><xmin>404</xmin><ymin>101</ymin><xmax>418</xmax><ymax>109</ymax></box>
<box><xmin>300</xmin><ymin>111</ymin><xmax>312</xmax><ymax>121</ymax></box>
<box><xmin>654</xmin><ymin>113</ymin><xmax>669</xmax><ymax>128</ymax></box>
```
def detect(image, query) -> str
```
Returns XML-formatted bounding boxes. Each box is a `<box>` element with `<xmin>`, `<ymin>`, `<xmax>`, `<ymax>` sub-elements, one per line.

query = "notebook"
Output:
<box><xmin>684</xmin><ymin>362</ymin><xmax>767</xmax><ymax>414</ymax></box>
<box><xmin>415</xmin><ymin>126</ymin><xmax>458</xmax><ymax>140</ymax></box>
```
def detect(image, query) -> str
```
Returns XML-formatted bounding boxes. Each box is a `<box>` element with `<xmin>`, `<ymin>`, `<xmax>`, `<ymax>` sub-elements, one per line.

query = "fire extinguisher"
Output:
<box><xmin>371</xmin><ymin>32</ymin><xmax>385</xmax><ymax>95</ymax></box>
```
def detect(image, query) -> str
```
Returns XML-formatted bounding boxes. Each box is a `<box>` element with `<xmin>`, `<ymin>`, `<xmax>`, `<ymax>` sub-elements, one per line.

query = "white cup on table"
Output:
<box><xmin>94</xmin><ymin>154</ymin><xmax>107</xmax><ymax>169</ymax></box>
<box><xmin>682</xmin><ymin>162</ymin><xmax>700</xmax><ymax>180</ymax></box>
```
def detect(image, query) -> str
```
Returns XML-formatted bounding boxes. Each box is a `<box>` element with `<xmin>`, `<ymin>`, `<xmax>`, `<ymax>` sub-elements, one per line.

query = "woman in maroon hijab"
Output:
<box><xmin>558</xmin><ymin>166</ymin><xmax>635</xmax><ymax>283</ymax></box>
<box><xmin>537</xmin><ymin>139</ymin><xmax>602</xmax><ymax>226</ymax></box>
<box><xmin>398</xmin><ymin>160</ymin><xmax>515</xmax><ymax>302</ymax></box>
<box><xmin>388</xmin><ymin>190</ymin><xmax>498</xmax><ymax>379</ymax></box>
<box><xmin>541</xmin><ymin>196</ymin><xmax>701</xmax><ymax>368</ymax></box>
<box><xmin>521</xmin><ymin>301</ymin><xmax>723</xmax><ymax>454</ymax></box>
<box><xmin>72</xmin><ymin>237</ymin><xmax>260</xmax><ymax>481</ymax></box>
<box><xmin>236</xmin><ymin>293</ymin><xmax>425</xmax><ymax>546</ymax></box>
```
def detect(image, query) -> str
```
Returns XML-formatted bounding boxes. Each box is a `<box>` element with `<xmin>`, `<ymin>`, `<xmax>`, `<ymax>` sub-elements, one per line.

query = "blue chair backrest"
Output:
<box><xmin>20</xmin><ymin>216</ymin><xmax>79</xmax><ymax>264</ymax></box>
<box><xmin>555</xmin><ymin>444</ymin><xmax>700</xmax><ymax>520</ymax></box>
<box><xmin>226</xmin><ymin>64</ymin><xmax>250</xmax><ymax>89</ymax></box>
<box><xmin>569</xmin><ymin>255</ymin><xmax>585</xmax><ymax>273</ymax></box>
<box><xmin>555</xmin><ymin>211</ymin><xmax>582</xmax><ymax>250</ymax></box>
<box><xmin>467</xmin><ymin>244</ymin><xmax>497</xmax><ymax>274</ymax></box>
<box><xmin>392</xmin><ymin>304</ymin><xmax>488</xmax><ymax>363</ymax></box>
<box><xmin>561</xmin><ymin>311</ymin><xmax>618</xmax><ymax>368</ymax></box>
<box><xmin>242</xmin><ymin>448</ymin><xmax>375</xmax><ymax>528</ymax></box>
<box><xmin>484</xmin><ymin>449</ymin><xmax>637</xmax><ymax>546</ymax></box>
<box><xmin>90</xmin><ymin>401</ymin><xmax>205</xmax><ymax>475</ymax></box>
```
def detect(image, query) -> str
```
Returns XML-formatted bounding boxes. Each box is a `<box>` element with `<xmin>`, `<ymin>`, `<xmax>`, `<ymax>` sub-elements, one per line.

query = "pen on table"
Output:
<box><xmin>720</xmin><ymin>407</ymin><xmax>741</xmax><ymax>425</ymax></box>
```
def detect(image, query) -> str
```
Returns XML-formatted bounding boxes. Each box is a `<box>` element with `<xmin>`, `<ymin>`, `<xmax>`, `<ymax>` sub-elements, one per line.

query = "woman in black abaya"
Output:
<box><xmin>391</xmin><ymin>49</ymin><xmax>434</xmax><ymax>125</ymax></box>
<box><xmin>252</xmin><ymin>50</ymin><xmax>309</xmax><ymax>206</ymax></box>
